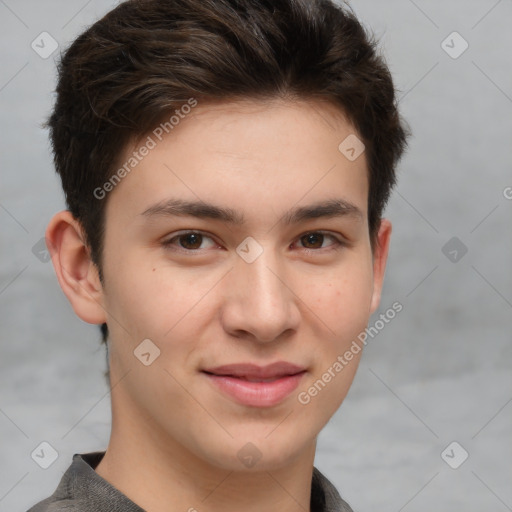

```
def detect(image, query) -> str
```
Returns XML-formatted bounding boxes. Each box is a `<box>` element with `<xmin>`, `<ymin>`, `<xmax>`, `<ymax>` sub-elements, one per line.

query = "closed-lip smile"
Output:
<box><xmin>202</xmin><ymin>362</ymin><xmax>307</xmax><ymax>407</ymax></box>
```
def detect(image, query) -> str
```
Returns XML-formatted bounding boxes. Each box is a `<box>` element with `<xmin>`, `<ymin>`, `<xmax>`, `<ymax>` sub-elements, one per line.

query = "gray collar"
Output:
<box><xmin>33</xmin><ymin>451</ymin><xmax>353</xmax><ymax>512</ymax></box>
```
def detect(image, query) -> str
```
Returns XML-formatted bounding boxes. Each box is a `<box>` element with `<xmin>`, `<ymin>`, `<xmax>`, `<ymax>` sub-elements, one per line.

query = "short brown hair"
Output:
<box><xmin>47</xmin><ymin>0</ymin><xmax>410</xmax><ymax>368</ymax></box>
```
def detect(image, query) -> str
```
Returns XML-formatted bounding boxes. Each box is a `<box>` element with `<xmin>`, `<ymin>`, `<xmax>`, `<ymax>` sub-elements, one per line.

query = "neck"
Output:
<box><xmin>95</xmin><ymin>399</ymin><xmax>316</xmax><ymax>512</ymax></box>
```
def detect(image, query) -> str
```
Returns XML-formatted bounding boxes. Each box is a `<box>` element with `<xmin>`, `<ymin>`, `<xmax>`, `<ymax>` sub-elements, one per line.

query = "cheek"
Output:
<box><xmin>103</xmin><ymin>252</ymin><xmax>198</xmax><ymax>337</ymax></box>
<box><xmin>295</xmin><ymin>258</ymin><xmax>373</xmax><ymax>407</ymax></box>
<box><xmin>298</xmin><ymin>259</ymin><xmax>374</xmax><ymax>338</ymax></box>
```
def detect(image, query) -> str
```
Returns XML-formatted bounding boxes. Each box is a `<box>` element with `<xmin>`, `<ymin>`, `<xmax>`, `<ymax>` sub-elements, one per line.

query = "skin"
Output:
<box><xmin>46</xmin><ymin>98</ymin><xmax>391</xmax><ymax>512</ymax></box>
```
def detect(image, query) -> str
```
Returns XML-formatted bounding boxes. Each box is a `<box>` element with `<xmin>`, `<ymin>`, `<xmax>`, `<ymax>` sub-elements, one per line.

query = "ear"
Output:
<box><xmin>369</xmin><ymin>218</ymin><xmax>392</xmax><ymax>315</ymax></box>
<box><xmin>45</xmin><ymin>210</ymin><xmax>107</xmax><ymax>324</ymax></box>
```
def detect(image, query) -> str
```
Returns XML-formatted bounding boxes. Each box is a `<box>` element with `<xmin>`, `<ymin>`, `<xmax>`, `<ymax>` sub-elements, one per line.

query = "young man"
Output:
<box><xmin>28</xmin><ymin>0</ymin><xmax>409</xmax><ymax>510</ymax></box>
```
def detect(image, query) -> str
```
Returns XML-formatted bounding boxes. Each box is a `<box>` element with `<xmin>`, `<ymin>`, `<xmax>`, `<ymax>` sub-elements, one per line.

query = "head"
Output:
<box><xmin>46</xmin><ymin>0</ymin><xmax>409</xmax><ymax>472</ymax></box>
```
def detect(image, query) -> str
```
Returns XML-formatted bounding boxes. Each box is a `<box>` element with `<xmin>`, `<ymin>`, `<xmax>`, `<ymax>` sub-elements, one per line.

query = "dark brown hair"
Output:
<box><xmin>47</xmin><ymin>0</ymin><xmax>410</xmax><ymax>381</ymax></box>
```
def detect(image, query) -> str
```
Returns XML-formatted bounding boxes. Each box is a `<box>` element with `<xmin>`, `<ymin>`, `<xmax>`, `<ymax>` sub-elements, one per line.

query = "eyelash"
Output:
<box><xmin>161</xmin><ymin>230</ymin><xmax>347</xmax><ymax>255</ymax></box>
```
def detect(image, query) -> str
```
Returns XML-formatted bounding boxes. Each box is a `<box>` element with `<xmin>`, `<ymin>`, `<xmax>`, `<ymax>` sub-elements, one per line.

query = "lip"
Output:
<box><xmin>202</xmin><ymin>362</ymin><xmax>307</xmax><ymax>407</ymax></box>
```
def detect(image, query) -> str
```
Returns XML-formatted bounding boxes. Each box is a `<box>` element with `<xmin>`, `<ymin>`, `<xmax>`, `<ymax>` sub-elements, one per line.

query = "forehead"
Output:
<box><xmin>106</xmin><ymin>98</ymin><xmax>369</xmax><ymax>226</ymax></box>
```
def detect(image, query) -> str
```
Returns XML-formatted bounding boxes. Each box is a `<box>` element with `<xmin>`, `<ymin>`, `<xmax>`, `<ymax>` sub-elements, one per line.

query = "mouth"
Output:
<box><xmin>201</xmin><ymin>362</ymin><xmax>307</xmax><ymax>407</ymax></box>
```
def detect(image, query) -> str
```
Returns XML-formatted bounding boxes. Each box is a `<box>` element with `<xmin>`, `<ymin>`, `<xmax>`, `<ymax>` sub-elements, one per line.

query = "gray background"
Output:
<box><xmin>1</xmin><ymin>0</ymin><xmax>511</xmax><ymax>511</ymax></box>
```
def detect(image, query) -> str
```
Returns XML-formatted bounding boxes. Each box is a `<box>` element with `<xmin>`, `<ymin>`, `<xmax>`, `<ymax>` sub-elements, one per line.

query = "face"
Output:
<box><xmin>97</xmin><ymin>99</ymin><xmax>390</xmax><ymax>471</ymax></box>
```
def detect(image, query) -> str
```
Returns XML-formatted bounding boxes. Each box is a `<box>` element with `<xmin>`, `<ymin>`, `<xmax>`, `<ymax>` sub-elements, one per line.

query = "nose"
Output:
<box><xmin>220</xmin><ymin>244</ymin><xmax>301</xmax><ymax>344</ymax></box>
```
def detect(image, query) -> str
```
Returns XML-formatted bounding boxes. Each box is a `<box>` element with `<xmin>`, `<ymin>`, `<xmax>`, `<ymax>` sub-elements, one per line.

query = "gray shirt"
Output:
<box><xmin>27</xmin><ymin>451</ymin><xmax>354</xmax><ymax>512</ymax></box>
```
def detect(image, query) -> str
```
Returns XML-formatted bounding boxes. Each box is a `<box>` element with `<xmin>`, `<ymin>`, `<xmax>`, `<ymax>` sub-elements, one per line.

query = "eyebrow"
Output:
<box><xmin>140</xmin><ymin>197</ymin><xmax>364</xmax><ymax>225</ymax></box>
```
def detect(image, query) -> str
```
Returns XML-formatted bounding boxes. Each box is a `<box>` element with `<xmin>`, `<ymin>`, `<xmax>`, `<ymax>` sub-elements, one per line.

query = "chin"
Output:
<box><xmin>196</xmin><ymin>430</ymin><xmax>314</xmax><ymax>473</ymax></box>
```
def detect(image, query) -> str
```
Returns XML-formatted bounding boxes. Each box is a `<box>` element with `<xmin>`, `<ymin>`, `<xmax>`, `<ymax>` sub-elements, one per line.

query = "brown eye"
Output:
<box><xmin>300</xmin><ymin>232</ymin><xmax>325</xmax><ymax>249</ymax></box>
<box><xmin>178</xmin><ymin>233</ymin><xmax>203</xmax><ymax>250</ymax></box>
<box><xmin>297</xmin><ymin>231</ymin><xmax>343</xmax><ymax>251</ymax></box>
<box><xmin>162</xmin><ymin>231</ymin><xmax>217</xmax><ymax>252</ymax></box>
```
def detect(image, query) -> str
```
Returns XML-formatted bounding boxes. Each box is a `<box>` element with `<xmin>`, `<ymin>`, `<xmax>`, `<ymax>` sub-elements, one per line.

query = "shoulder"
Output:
<box><xmin>26</xmin><ymin>497</ymin><xmax>76</xmax><ymax>511</ymax></box>
<box><xmin>312</xmin><ymin>466</ymin><xmax>355</xmax><ymax>512</ymax></box>
<box><xmin>25</xmin><ymin>451</ymin><xmax>107</xmax><ymax>512</ymax></box>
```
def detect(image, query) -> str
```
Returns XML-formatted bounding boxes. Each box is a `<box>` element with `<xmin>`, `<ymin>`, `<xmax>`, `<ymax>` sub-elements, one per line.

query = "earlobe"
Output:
<box><xmin>369</xmin><ymin>219</ymin><xmax>392</xmax><ymax>315</ymax></box>
<box><xmin>45</xmin><ymin>210</ymin><xmax>107</xmax><ymax>325</ymax></box>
